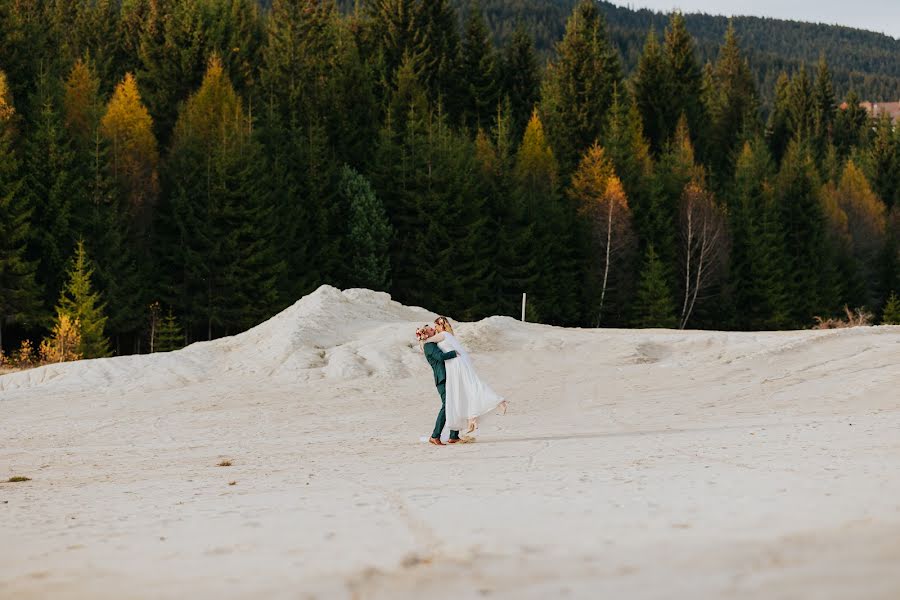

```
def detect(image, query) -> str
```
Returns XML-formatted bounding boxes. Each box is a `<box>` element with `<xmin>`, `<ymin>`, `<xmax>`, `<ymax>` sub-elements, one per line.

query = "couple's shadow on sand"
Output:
<box><xmin>478</xmin><ymin>422</ymin><xmax>782</xmax><ymax>445</ymax></box>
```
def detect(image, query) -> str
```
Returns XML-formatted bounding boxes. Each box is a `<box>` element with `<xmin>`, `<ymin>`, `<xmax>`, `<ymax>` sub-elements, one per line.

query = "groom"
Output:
<box><xmin>418</xmin><ymin>324</ymin><xmax>461</xmax><ymax>446</ymax></box>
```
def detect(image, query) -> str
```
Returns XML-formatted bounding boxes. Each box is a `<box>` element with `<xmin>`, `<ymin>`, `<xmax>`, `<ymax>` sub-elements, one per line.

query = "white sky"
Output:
<box><xmin>609</xmin><ymin>1</ymin><xmax>900</xmax><ymax>39</ymax></box>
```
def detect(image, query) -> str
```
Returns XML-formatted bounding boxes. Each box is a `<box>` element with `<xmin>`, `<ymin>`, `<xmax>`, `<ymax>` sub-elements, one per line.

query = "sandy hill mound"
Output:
<box><xmin>2</xmin><ymin>285</ymin><xmax>898</xmax><ymax>399</ymax></box>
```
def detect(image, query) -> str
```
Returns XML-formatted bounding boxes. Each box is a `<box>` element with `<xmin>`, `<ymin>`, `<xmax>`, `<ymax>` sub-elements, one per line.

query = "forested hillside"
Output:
<box><xmin>0</xmin><ymin>0</ymin><xmax>898</xmax><ymax>365</ymax></box>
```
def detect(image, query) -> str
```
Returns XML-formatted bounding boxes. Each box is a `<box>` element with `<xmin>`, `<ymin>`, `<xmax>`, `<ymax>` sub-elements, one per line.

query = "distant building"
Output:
<box><xmin>839</xmin><ymin>100</ymin><xmax>900</xmax><ymax>122</ymax></box>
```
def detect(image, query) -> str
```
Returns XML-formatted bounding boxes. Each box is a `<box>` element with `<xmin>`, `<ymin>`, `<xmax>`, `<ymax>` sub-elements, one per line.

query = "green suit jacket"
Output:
<box><xmin>424</xmin><ymin>342</ymin><xmax>457</xmax><ymax>386</ymax></box>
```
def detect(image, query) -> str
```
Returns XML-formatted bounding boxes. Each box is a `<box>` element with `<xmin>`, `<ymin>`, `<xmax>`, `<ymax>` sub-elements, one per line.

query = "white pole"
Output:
<box><xmin>521</xmin><ymin>293</ymin><xmax>527</xmax><ymax>322</ymax></box>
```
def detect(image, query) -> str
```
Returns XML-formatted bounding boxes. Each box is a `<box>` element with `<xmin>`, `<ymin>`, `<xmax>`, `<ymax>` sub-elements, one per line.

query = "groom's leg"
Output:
<box><xmin>431</xmin><ymin>383</ymin><xmax>447</xmax><ymax>439</ymax></box>
<box><xmin>436</xmin><ymin>383</ymin><xmax>460</xmax><ymax>441</ymax></box>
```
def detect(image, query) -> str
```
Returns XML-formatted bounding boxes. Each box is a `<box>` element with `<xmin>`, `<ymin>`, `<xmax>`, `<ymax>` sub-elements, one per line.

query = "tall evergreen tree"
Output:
<box><xmin>812</xmin><ymin>54</ymin><xmax>836</xmax><ymax>158</ymax></box>
<box><xmin>775</xmin><ymin>139</ymin><xmax>835</xmax><ymax>324</ymax></box>
<box><xmin>56</xmin><ymin>240</ymin><xmax>110</xmax><ymax>358</ymax></box>
<box><xmin>512</xmin><ymin>110</ymin><xmax>581</xmax><ymax>324</ymax></box>
<box><xmin>765</xmin><ymin>71</ymin><xmax>792</xmax><ymax>164</ymax></box>
<box><xmin>862</xmin><ymin>114</ymin><xmax>899</xmax><ymax>210</ymax></box>
<box><xmin>632</xmin><ymin>28</ymin><xmax>668</xmax><ymax>154</ymax></box>
<box><xmin>24</xmin><ymin>68</ymin><xmax>80</xmax><ymax>309</ymax></box>
<box><xmin>705</xmin><ymin>22</ymin><xmax>758</xmax><ymax>182</ymax></box>
<box><xmin>339</xmin><ymin>165</ymin><xmax>392</xmax><ymax>290</ymax></box>
<box><xmin>0</xmin><ymin>70</ymin><xmax>41</xmax><ymax>351</ymax></box>
<box><xmin>632</xmin><ymin>244</ymin><xmax>677</xmax><ymax>328</ymax></box>
<box><xmin>662</xmin><ymin>12</ymin><xmax>705</xmax><ymax>152</ymax></box>
<box><xmin>499</xmin><ymin>24</ymin><xmax>540</xmax><ymax>144</ymax></box>
<box><xmin>161</xmin><ymin>55</ymin><xmax>282</xmax><ymax>340</ymax></box>
<box><xmin>833</xmin><ymin>90</ymin><xmax>868</xmax><ymax>159</ymax></box>
<box><xmin>726</xmin><ymin>140</ymin><xmax>790</xmax><ymax>329</ymax></box>
<box><xmin>458</xmin><ymin>4</ymin><xmax>498</xmax><ymax>132</ymax></box>
<box><xmin>540</xmin><ymin>0</ymin><xmax>622</xmax><ymax>177</ymax></box>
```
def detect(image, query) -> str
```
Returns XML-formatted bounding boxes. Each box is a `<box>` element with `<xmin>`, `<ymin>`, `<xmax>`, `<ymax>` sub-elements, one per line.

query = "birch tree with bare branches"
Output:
<box><xmin>570</xmin><ymin>143</ymin><xmax>637</xmax><ymax>325</ymax></box>
<box><xmin>678</xmin><ymin>175</ymin><xmax>728</xmax><ymax>329</ymax></box>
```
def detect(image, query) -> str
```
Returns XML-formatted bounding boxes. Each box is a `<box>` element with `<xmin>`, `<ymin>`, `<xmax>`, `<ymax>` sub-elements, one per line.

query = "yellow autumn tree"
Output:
<box><xmin>171</xmin><ymin>54</ymin><xmax>247</xmax><ymax>155</ymax></box>
<box><xmin>569</xmin><ymin>143</ymin><xmax>636</xmax><ymax>325</ymax></box>
<box><xmin>100</xmin><ymin>72</ymin><xmax>159</xmax><ymax>225</ymax></box>
<box><xmin>515</xmin><ymin>109</ymin><xmax>558</xmax><ymax>194</ymax></box>
<box><xmin>63</xmin><ymin>58</ymin><xmax>103</xmax><ymax>146</ymax></box>
<box><xmin>39</xmin><ymin>312</ymin><xmax>83</xmax><ymax>363</ymax></box>
<box><xmin>821</xmin><ymin>160</ymin><xmax>887</xmax><ymax>302</ymax></box>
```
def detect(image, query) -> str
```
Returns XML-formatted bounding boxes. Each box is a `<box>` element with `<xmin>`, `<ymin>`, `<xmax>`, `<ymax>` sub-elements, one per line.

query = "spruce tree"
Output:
<box><xmin>662</xmin><ymin>12</ymin><xmax>705</xmax><ymax>153</ymax></box>
<box><xmin>632</xmin><ymin>244</ymin><xmax>677</xmax><ymax>328</ymax></box>
<box><xmin>705</xmin><ymin>22</ymin><xmax>758</xmax><ymax>182</ymax></box>
<box><xmin>765</xmin><ymin>72</ymin><xmax>792</xmax><ymax>164</ymax></box>
<box><xmin>633</xmin><ymin>28</ymin><xmax>668</xmax><ymax>155</ymax></box>
<box><xmin>339</xmin><ymin>165</ymin><xmax>392</xmax><ymax>291</ymax></box>
<box><xmin>513</xmin><ymin>110</ymin><xmax>581</xmax><ymax>324</ymax></box>
<box><xmin>162</xmin><ymin>55</ymin><xmax>283</xmax><ymax>340</ymax></box>
<box><xmin>458</xmin><ymin>5</ymin><xmax>497</xmax><ymax>132</ymax></box>
<box><xmin>156</xmin><ymin>308</ymin><xmax>184</xmax><ymax>352</ymax></box>
<box><xmin>863</xmin><ymin>114</ymin><xmax>899</xmax><ymax>209</ymax></box>
<box><xmin>24</xmin><ymin>69</ymin><xmax>79</xmax><ymax>309</ymax></box>
<box><xmin>540</xmin><ymin>0</ymin><xmax>622</xmax><ymax>176</ymax></box>
<box><xmin>775</xmin><ymin>139</ymin><xmax>835</xmax><ymax>325</ymax></box>
<box><xmin>812</xmin><ymin>55</ymin><xmax>836</xmax><ymax>159</ymax></box>
<box><xmin>0</xmin><ymin>70</ymin><xmax>42</xmax><ymax>351</ymax></box>
<box><xmin>882</xmin><ymin>292</ymin><xmax>900</xmax><ymax>325</ymax></box>
<box><xmin>833</xmin><ymin>90</ymin><xmax>868</xmax><ymax>159</ymax></box>
<box><xmin>499</xmin><ymin>24</ymin><xmax>540</xmax><ymax>144</ymax></box>
<box><xmin>57</xmin><ymin>240</ymin><xmax>110</xmax><ymax>358</ymax></box>
<box><xmin>603</xmin><ymin>87</ymin><xmax>654</xmax><ymax>243</ymax></box>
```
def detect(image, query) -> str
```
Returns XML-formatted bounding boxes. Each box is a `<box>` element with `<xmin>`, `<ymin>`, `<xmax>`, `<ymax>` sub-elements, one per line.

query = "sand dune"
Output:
<box><xmin>2</xmin><ymin>286</ymin><xmax>899</xmax><ymax>599</ymax></box>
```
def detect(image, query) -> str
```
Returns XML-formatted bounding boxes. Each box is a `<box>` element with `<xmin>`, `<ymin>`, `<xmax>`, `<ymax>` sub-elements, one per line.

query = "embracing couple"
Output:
<box><xmin>415</xmin><ymin>316</ymin><xmax>508</xmax><ymax>446</ymax></box>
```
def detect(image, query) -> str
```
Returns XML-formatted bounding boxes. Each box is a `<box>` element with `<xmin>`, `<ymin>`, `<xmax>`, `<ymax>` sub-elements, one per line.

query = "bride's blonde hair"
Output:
<box><xmin>435</xmin><ymin>316</ymin><xmax>454</xmax><ymax>334</ymax></box>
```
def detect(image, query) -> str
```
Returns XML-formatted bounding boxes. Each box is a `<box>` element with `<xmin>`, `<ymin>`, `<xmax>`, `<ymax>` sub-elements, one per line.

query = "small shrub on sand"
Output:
<box><xmin>813</xmin><ymin>306</ymin><xmax>873</xmax><ymax>329</ymax></box>
<box><xmin>8</xmin><ymin>476</ymin><xmax>31</xmax><ymax>483</ymax></box>
<box><xmin>217</xmin><ymin>460</ymin><xmax>232</xmax><ymax>467</ymax></box>
<box><xmin>13</xmin><ymin>339</ymin><xmax>36</xmax><ymax>368</ymax></box>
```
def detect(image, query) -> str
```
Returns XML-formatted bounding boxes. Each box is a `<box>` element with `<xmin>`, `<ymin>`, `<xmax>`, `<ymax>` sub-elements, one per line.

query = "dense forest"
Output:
<box><xmin>1</xmin><ymin>0</ymin><xmax>899</xmax><ymax>364</ymax></box>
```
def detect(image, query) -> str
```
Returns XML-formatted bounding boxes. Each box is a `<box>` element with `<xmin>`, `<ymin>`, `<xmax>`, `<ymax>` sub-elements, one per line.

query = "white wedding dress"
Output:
<box><xmin>439</xmin><ymin>333</ymin><xmax>505</xmax><ymax>431</ymax></box>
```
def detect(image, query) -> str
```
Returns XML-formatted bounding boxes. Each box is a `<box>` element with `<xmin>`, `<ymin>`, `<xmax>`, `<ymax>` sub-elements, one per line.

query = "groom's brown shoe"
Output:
<box><xmin>429</xmin><ymin>437</ymin><xmax>444</xmax><ymax>445</ymax></box>
<box><xmin>446</xmin><ymin>438</ymin><xmax>461</xmax><ymax>444</ymax></box>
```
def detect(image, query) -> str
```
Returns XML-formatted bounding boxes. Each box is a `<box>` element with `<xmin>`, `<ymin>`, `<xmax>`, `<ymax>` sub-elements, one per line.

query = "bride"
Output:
<box><xmin>423</xmin><ymin>316</ymin><xmax>507</xmax><ymax>434</ymax></box>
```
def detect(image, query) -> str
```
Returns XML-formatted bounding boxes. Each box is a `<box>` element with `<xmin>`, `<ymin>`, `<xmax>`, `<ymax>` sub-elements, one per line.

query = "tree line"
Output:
<box><xmin>1</xmin><ymin>0</ymin><xmax>899</xmax><ymax>363</ymax></box>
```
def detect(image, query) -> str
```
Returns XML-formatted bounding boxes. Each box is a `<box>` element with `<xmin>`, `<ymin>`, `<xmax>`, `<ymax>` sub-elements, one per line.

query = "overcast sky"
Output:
<box><xmin>609</xmin><ymin>1</ymin><xmax>900</xmax><ymax>39</ymax></box>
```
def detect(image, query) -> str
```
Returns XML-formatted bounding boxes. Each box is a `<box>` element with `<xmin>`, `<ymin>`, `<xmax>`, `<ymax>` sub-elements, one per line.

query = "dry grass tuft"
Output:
<box><xmin>228</xmin><ymin>481</ymin><xmax>237</xmax><ymax>486</ymax></box>
<box><xmin>8</xmin><ymin>476</ymin><xmax>31</xmax><ymax>483</ymax></box>
<box><xmin>813</xmin><ymin>306</ymin><xmax>873</xmax><ymax>329</ymax></box>
<box><xmin>217</xmin><ymin>459</ymin><xmax>233</xmax><ymax>467</ymax></box>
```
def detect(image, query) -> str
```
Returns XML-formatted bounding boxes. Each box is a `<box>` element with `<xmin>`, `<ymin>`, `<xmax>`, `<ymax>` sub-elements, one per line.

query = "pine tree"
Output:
<box><xmin>786</xmin><ymin>66</ymin><xmax>815</xmax><ymax>143</ymax></box>
<box><xmin>499</xmin><ymin>24</ymin><xmax>539</xmax><ymax>143</ymax></box>
<box><xmin>513</xmin><ymin>110</ymin><xmax>581</xmax><ymax>324</ymax></box>
<box><xmin>0</xmin><ymin>70</ymin><xmax>42</xmax><ymax>351</ymax></box>
<box><xmin>632</xmin><ymin>244</ymin><xmax>677</xmax><ymax>328</ymax></box>
<box><xmin>833</xmin><ymin>90</ymin><xmax>868</xmax><ymax>159</ymax></box>
<box><xmin>726</xmin><ymin>140</ymin><xmax>790</xmax><ymax>329</ymax></box>
<box><xmin>603</xmin><ymin>86</ymin><xmax>654</xmax><ymax>243</ymax></box>
<box><xmin>458</xmin><ymin>5</ymin><xmax>497</xmax><ymax>132</ymax></box>
<box><xmin>862</xmin><ymin>114</ymin><xmax>899</xmax><ymax>210</ymax></box>
<box><xmin>633</xmin><ymin>28</ymin><xmax>668</xmax><ymax>154</ymax></box>
<box><xmin>24</xmin><ymin>68</ymin><xmax>79</xmax><ymax>309</ymax></box>
<box><xmin>882</xmin><ymin>292</ymin><xmax>900</xmax><ymax>325</ymax></box>
<box><xmin>662</xmin><ymin>12</ymin><xmax>705</xmax><ymax>152</ymax></box>
<box><xmin>812</xmin><ymin>55</ymin><xmax>836</xmax><ymax>158</ymax></box>
<box><xmin>340</xmin><ymin>165</ymin><xmax>392</xmax><ymax>291</ymax></box>
<box><xmin>365</xmin><ymin>0</ymin><xmax>460</xmax><ymax>113</ymax></box>
<box><xmin>540</xmin><ymin>0</ymin><xmax>622</xmax><ymax>176</ymax></box>
<box><xmin>775</xmin><ymin>139</ymin><xmax>835</xmax><ymax>325</ymax></box>
<box><xmin>156</xmin><ymin>308</ymin><xmax>184</xmax><ymax>352</ymax></box>
<box><xmin>162</xmin><ymin>55</ymin><xmax>282</xmax><ymax>340</ymax></box>
<box><xmin>765</xmin><ymin>71</ymin><xmax>792</xmax><ymax>164</ymax></box>
<box><xmin>57</xmin><ymin>240</ymin><xmax>110</xmax><ymax>358</ymax></box>
<box><xmin>705</xmin><ymin>22</ymin><xmax>758</xmax><ymax>182</ymax></box>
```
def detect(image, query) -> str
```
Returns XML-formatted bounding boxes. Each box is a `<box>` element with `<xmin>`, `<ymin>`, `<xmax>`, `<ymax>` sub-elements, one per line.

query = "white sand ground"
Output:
<box><xmin>1</xmin><ymin>285</ymin><xmax>899</xmax><ymax>599</ymax></box>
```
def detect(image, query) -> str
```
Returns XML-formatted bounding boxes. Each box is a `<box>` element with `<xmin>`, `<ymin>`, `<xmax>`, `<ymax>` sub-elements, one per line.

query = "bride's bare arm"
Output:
<box><xmin>423</xmin><ymin>333</ymin><xmax>446</xmax><ymax>344</ymax></box>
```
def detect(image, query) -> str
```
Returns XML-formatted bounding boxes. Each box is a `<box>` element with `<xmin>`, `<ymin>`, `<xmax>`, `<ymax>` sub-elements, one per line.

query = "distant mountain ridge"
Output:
<box><xmin>322</xmin><ymin>0</ymin><xmax>900</xmax><ymax>104</ymax></box>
